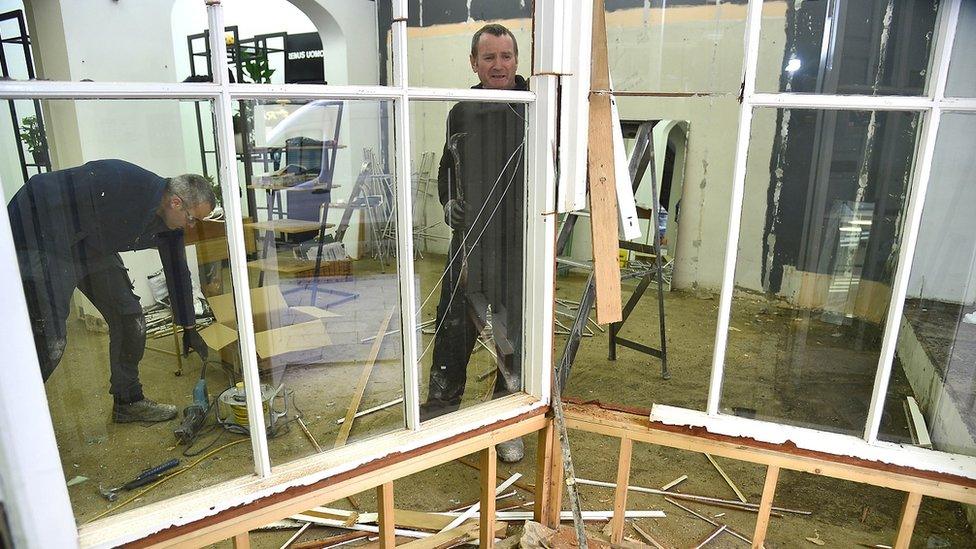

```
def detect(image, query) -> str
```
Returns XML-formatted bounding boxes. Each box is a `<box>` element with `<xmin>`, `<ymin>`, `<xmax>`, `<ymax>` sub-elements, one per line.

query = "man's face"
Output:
<box><xmin>163</xmin><ymin>194</ymin><xmax>213</xmax><ymax>230</ymax></box>
<box><xmin>471</xmin><ymin>33</ymin><xmax>518</xmax><ymax>90</ymax></box>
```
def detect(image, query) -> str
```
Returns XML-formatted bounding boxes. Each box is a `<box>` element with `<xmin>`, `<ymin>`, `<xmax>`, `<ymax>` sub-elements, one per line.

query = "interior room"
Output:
<box><xmin>0</xmin><ymin>1</ymin><xmax>974</xmax><ymax>548</ymax></box>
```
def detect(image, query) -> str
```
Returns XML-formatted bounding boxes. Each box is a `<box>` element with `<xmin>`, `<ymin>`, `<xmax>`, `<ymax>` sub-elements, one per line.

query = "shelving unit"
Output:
<box><xmin>0</xmin><ymin>9</ymin><xmax>49</xmax><ymax>182</ymax></box>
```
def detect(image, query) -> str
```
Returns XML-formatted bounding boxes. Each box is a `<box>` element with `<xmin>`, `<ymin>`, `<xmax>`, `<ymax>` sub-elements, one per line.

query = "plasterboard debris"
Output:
<box><xmin>66</xmin><ymin>475</ymin><xmax>88</xmax><ymax>487</ymax></box>
<box><xmin>805</xmin><ymin>532</ymin><xmax>826</xmax><ymax>545</ymax></box>
<box><xmin>520</xmin><ymin>520</ymin><xmax>555</xmax><ymax>549</ymax></box>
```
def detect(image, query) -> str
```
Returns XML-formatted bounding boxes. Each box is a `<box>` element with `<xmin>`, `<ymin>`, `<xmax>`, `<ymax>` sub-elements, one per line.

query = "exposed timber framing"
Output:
<box><xmin>562</xmin><ymin>401</ymin><xmax>976</xmax><ymax>547</ymax></box>
<box><xmin>118</xmin><ymin>407</ymin><xmax>546</xmax><ymax>548</ymax></box>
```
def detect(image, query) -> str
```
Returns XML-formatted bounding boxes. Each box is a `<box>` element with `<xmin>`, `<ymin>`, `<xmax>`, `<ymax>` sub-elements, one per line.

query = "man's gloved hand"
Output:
<box><xmin>182</xmin><ymin>327</ymin><xmax>209</xmax><ymax>361</ymax></box>
<box><xmin>444</xmin><ymin>199</ymin><xmax>466</xmax><ymax>229</ymax></box>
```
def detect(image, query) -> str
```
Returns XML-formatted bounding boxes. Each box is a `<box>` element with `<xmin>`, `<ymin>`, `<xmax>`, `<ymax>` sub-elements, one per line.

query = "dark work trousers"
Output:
<box><xmin>427</xmin><ymin>234</ymin><xmax>520</xmax><ymax>413</ymax></box>
<box><xmin>18</xmin><ymin>247</ymin><xmax>147</xmax><ymax>403</ymax></box>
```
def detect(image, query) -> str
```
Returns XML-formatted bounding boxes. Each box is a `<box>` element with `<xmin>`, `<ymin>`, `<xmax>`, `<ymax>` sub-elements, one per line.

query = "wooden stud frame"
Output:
<box><xmin>564</xmin><ymin>401</ymin><xmax>976</xmax><ymax>547</ymax></box>
<box><xmin>0</xmin><ymin>0</ymin><xmax>560</xmax><ymax>545</ymax></box>
<box><xmin>653</xmin><ymin>0</ymin><xmax>976</xmax><ymax>480</ymax></box>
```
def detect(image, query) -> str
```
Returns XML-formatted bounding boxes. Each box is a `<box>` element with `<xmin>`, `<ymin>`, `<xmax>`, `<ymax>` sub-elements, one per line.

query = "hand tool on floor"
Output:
<box><xmin>99</xmin><ymin>458</ymin><xmax>180</xmax><ymax>502</ymax></box>
<box><xmin>174</xmin><ymin>377</ymin><xmax>209</xmax><ymax>445</ymax></box>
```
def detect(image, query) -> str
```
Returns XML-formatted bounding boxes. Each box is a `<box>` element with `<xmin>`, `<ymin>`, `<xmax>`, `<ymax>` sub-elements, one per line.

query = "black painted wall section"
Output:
<box><xmin>762</xmin><ymin>0</ymin><xmax>938</xmax><ymax>294</ymax></box>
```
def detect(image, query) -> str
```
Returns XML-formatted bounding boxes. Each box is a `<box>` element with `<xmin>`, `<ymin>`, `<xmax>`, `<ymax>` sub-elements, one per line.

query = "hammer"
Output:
<box><xmin>99</xmin><ymin>458</ymin><xmax>180</xmax><ymax>502</ymax></box>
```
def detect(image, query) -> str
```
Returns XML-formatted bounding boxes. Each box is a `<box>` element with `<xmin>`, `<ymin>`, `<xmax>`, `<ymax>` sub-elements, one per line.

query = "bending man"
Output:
<box><xmin>8</xmin><ymin>159</ymin><xmax>213</xmax><ymax>423</ymax></box>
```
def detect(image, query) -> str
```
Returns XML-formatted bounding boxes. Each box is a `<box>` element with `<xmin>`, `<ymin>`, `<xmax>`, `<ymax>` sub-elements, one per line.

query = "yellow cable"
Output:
<box><xmin>85</xmin><ymin>438</ymin><xmax>249</xmax><ymax>524</ymax></box>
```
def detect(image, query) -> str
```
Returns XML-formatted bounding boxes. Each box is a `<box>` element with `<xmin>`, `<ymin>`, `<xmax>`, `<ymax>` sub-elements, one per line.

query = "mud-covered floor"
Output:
<box><xmin>43</xmin><ymin>258</ymin><xmax>975</xmax><ymax>547</ymax></box>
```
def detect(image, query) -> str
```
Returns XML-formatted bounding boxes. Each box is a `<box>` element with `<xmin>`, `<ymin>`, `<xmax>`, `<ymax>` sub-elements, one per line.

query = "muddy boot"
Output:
<box><xmin>497</xmin><ymin>437</ymin><xmax>524</xmax><ymax>463</ymax></box>
<box><xmin>113</xmin><ymin>399</ymin><xmax>178</xmax><ymax>423</ymax></box>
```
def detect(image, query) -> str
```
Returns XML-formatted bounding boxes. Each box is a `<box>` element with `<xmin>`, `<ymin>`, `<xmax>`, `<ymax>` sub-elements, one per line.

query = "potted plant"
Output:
<box><xmin>19</xmin><ymin>115</ymin><xmax>49</xmax><ymax>165</ymax></box>
<box><xmin>239</xmin><ymin>48</ymin><xmax>275</xmax><ymax>84</ymax></box>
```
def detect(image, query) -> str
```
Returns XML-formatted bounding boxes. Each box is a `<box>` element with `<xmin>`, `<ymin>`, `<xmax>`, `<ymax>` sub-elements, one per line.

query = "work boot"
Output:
<box><xmin>497</xmin><ymin>437</ymin><xmax>524</xmax><ymax>463</ymax></box>
<box><xmin>112</xmin><ymin>399</ymin><xmax>178</xmax><ymax>423</ymax></box>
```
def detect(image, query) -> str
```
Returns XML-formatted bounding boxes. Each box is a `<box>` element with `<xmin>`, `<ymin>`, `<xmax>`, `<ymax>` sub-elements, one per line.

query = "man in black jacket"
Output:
<box><xmin>422</xmin><ymin>24</ymin><xmax>527</xmax><ymax>462</ymax></box>
<box><xmin>7</xmin><ymin>159</ymin><xmax>214</xmax><ymax>423</ymax></box>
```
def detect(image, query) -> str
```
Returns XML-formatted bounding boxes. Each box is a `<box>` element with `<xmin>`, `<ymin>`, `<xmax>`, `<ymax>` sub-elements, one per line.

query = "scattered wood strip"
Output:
<box><xmin>335</xmin><ymin>308</ymin><xmax>396</xmax><ymax>447</ymax></box>
<box><xmin>297</xmin><ymin>418</ymin><xmax>323</xmax><ymax>453</ymax></box>
<box><xmin>291</xmin><ymin>531</ymin><xmax>370</xmax><ymax>549</ymax></box>
<box><xmin>280</xmin><ymin>522</ymin><xmax>311</xmax><ymax>549</ymax></box>
<box><xmin>438</xmin><ymin>510</ymin><xmax>665</xmax><ymax>521</ymax></box>
<box><xmin>303</xmin><ymin>507</ymin><xmax>359</xmax><ymax>528</ymax></box>
<box><xmin>576</xmin><ymin>478</ymin><xmax>808</xmax><ymax>515</ymax></box>
<box><xmin>456</xmin><ymin>458</ymin><xmax>535</xmax><ymax>494</ymax></box>
<box><xmin>445</xmin><ymin>490</ymin><xmax>518</xmax><ymax>512</ymax></box>
<box><xmin>660</xmin><ymin>475</ymin><xmax>687</xmax><ymax>491</ymax></box>
<box><xmin>704</xmin><ymin>453</ymin><xmax>747</xmax><ymax>503</ymax></box>
<box><xmin>631</xmin><ymin>523</ymin><xmax>666</xmax><ymax>549</ymax></box>
<box><xmin>336</xmin><ymin>398</ymin><xmax>403</xmax><ymax>425</ymax></box>
<box><xmin>439</xmin><ymin>473</ymin><xmax>522</xmax><ymax>532</ymax></box>
<box><xmin>693</xmin><ymin>524</ymin><xmax>727</xmax><ymax>549</ymax></box>
<box><xmin>398</xmin><ymin>521</ymin><xmax>506</xmax><ymax>549</ymax></box>
<box><xmin>663</xmin><ymin>497</ymin><xmax>751</xmax><ymax>546</ymax></box>
<box><xmin>291</xmin><ymin>513</ymin><xmax>428</xmax><ymax>539</ymax></box>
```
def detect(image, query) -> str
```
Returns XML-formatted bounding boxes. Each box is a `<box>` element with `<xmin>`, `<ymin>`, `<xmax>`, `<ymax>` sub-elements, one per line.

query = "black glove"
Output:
<box><xmin>444</xmin><ymin>199</ymin><xmax>466</xmax><ymax>229</ymax></box>
<box><xmin>182</xmin><ymin>327</ymin><xmax>209</xmax><ymax>361</ymax></box>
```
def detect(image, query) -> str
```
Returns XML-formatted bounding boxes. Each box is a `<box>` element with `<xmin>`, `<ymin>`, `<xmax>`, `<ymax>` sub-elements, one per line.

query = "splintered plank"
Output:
<box><xmin>335</xmin><ymin>308</ymin><xmax>396</xmax><ymax>447</ymax></box>
<box><xmin>587</xmin><ymin>0</ymin><xmax>622</xmax><ymax>324</ymax></box>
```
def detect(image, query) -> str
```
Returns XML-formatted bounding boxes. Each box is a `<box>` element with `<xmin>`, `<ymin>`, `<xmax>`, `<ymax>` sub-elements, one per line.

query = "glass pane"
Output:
<box><xmin>757</xmin><ymin>0</ymin><xmax>939</xmax><ymax>95</ymax></box>
<box><xmin>722</xmin><ymin>107</ymin><xmax>922</xmax><ymax>435</ymax></box>
<box><xmin>234</xmin><ymin>99</ymin><xmax>404</xmax><ymax>464</ymax></box>
<box><xmin>0</xmin><ymin>0</ymin><xmax>208</xmax><ymax>83</ymax></box>
<box><xmin>2</xmin><ymin>99</ymin><xmax>254</xmax><ymax>523</ymax></box>
<box><xmin>404</xmin><ymin>9</ymin><xmax>531</xmax><ymax>89</ymax></box>
<box><xmin>561</xmin><ymin>96</ymin><xmax>739</xmax><ymax>412</ymax></box>
<box><xmin>878</xmin><ymin>113</ymin><xmax>976</xmax><ymax>455</ymax></box>
<box><xmin>945</xmin><ymin>0</ymin><xmax>976</xmax><ymax>98</ymax></box>
<box><xmin>219</xmin><ymin>0</ymin><xmax>389</xmax><ymax>86</ymax></box>
<box><xmin>606</xmin><ymin>0</ymin><xmax>747</xmax><ymax>93</ymax></box>
<box><xmin>410</xmin><ymin>99</ymin><xmax>527</xmax><ymax>423</ymax></box>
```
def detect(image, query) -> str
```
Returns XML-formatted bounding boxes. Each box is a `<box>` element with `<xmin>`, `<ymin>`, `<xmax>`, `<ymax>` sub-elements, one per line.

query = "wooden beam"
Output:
<box><xmin>335</xmin><ymin>308</ymin><xmax>396</xmax><ymax>447</ymax></box>
<box><xmin>610</xmin><ymin>437</ymin><xmax>633</xmax><ymax>543</ymax></box>
<box><xmin>377</xmin><ymin>482</ymin><xmax>395</xmax><ymax>549</ymax></box>
<box><xmin>752</xmin><ymin>465</ymin><xmax>780</xmax><ymax>548</ymax></box>
<box><xmin>480</xmin><ymin>446</ymin><xmax>498</xmax><ymax>549</ymax></box>
<box><xmin>129</xmin><ymin>407</ymin><xmax>546</xmax><ymax>548</ymax></box>
<box><xmin>545</xmin><ymin>421</ymin><xmax>565</xmax><ymax>529</ymax></box>
<box><xmin>587</xmin><ymin>0</ymin><xmax>622</xmax><ymax>324</ymax></box>
<box><xmin>534</xmin><ymin>420</ymin><xmax>555</xmax><ymax>524</ymax></box>
<box><xmin>232</xmin><ymin>532</ymin><xmax>250</xmax><ymax>549</ymax></box>
<box><xmin>893</xmin><ymin>492</ymin><xmax>922</xmax><ymax>549</ymax></box>
<box><xmin>561</xmin><ymin>402</ymin><xmax>976</xmax><ymax>505</ymax></box>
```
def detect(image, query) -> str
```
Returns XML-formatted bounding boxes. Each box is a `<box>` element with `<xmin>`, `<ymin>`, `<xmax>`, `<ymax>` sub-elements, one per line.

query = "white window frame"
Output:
<box><xmin>0</xmin><ymin>1</ymin><xmax>559</xmax><ymax>545</ymax></box>
<box><xmin>652</xmin><ymin>0</ymin><xmax>976</xmax><ymax>480</ymax></box>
